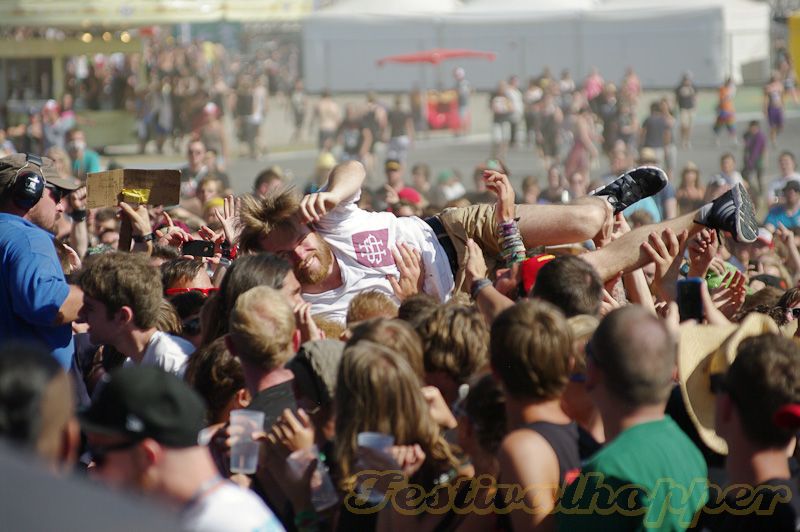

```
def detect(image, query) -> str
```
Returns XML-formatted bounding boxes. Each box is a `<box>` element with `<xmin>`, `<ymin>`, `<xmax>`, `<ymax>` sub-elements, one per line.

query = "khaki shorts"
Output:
<box><xmin>437</xmin><ymin>203</ymin><xmax>503</xmax><ymax>294</ymax></box>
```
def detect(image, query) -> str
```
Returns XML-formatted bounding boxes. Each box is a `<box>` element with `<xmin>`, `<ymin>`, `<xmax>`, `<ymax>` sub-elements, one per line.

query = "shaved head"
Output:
<box><xmin>590</xmin><ymin>305</ymin><xmax>676</xmax><ymax>406</ymax></box>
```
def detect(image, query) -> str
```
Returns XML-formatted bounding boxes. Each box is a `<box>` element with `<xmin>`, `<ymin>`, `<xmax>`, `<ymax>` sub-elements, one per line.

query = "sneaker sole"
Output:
<box><xmin>732</xmin><ymin>183</ymin><xmax>758</xmax><ymax>243</ymax></box>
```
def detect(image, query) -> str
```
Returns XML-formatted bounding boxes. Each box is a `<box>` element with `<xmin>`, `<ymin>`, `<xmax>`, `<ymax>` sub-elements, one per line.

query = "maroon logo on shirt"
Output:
<box><xmin>352</xmin><ymin>229</ymin><xmax>394</xmax><ymax>268</ymax></box>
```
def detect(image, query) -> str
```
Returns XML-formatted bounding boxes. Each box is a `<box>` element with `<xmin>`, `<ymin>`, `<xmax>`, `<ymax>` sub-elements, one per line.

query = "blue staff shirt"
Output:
<box><xmin>0</xmin><ymin>213</ymin><xmax>74</xmax><ymax>368</ymax></box>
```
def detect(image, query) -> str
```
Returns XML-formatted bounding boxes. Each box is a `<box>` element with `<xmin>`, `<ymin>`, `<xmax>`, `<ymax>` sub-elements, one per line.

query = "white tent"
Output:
<box><xmin>302</xmin><ymin>0</ymin><xmax>770</xmax><ymax>92</ymax></box>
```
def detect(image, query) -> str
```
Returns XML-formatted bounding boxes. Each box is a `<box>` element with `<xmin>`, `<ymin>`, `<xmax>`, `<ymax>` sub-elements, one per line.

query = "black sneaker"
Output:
<box><xmin>590</xmin><ymin>166</ymin><xmax>668</xmax><ymax>214</ymax></box>
<box><xmin>694</xmin><ymin>182</ymin><xmax>758</xmax><ymax>243</ymax></box>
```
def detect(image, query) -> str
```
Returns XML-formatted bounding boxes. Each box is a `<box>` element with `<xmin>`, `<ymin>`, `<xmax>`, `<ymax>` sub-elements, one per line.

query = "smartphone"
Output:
<box><xmin>677</xmin><ymin>277</ymin><xmax>704</xmax><ymax>322</ymax></box>
<box><xmin>181</xmin><ymin>240</ymin><xmax>215</xmax><ymax>257</ymax></box>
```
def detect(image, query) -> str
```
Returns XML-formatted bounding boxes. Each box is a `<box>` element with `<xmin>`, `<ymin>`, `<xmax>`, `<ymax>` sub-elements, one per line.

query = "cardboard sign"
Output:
<box><xmin>86</xmin><ymin>169</ymin><xmax>181</xmax><ymax>208</ymax></box>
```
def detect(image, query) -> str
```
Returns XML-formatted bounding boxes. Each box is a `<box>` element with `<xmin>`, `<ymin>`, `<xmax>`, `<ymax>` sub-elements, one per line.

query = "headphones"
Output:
<box><xmin>8</xmin><ymin>153</ymin><xmax>45</xmax><ymax>210</ymax></box>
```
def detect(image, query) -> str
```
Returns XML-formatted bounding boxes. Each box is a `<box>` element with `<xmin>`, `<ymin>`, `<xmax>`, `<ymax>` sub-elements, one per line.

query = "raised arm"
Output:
<box><xmin>299</xmin><ymin>160</ymin><xmax>366</xmax><ymax>223</ymax></box>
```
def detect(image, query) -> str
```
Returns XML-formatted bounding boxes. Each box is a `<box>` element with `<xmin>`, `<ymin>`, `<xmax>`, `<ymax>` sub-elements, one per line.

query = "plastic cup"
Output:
<box><xmin>356</xmin><ymin>432</ymin><xmax>395</xmax><ymax>452</ymax></box>
<box><xmin>229</xmin><ymin>409</ymin><xmax>265</xmax><ymax>474</ymax></box>
<box><xmin>286</xmin><ymin>445</ymin><xmax>339</xmax><ymax>511</ymax></box>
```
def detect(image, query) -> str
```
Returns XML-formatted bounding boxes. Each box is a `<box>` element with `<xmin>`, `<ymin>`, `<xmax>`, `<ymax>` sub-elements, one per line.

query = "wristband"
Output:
<box><xmin>470</xmin><ymin>278</ymin><xmax>492</xmax><ymax>299</ymax></box>
<box><xmin>71</xmin><ymin>209</ymin><xmax>88</xmax><ymax>222</ymax></box>
<box><xmin>221</xmin><ymin>240</ymin><xmax>238</xmax><ymax>260</ymax></box>
<box><xmin>497</xmin><ymin>219</ymin><xmax>526</xmax><ymax>265</ymax></box>
<box><xmin>132</xmin><ymin>232</ymin><xmax>155</xmax><ymax>243</ymax></box>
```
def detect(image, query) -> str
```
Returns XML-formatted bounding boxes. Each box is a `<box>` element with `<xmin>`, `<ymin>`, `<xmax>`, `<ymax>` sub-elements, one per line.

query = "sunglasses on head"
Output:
<box><xmin>164</xmin><ymin>287</ymin><xmax>219</xmax><ymax>297</ymax></box>
<box><xmin>87</xmin><ymin>438</ymin><xmax>142</xmax><ymax>468</ymax></box>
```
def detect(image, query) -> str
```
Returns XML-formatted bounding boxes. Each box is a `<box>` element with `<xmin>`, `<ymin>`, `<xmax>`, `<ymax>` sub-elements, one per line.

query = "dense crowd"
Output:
<box><xmin>5</xmin><ymin>30</ymin><xmax>800</xmax><ymax>532</ymax></box>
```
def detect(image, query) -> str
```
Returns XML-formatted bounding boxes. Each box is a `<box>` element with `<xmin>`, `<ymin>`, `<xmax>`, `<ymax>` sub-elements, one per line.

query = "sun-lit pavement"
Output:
<box><xmin>102</xmin><ymin>87</ymin><xmax>800</xmax><ymax>210</ymax></box>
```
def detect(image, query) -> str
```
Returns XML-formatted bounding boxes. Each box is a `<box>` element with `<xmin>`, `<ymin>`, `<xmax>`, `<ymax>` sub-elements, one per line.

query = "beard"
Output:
<box><xmin>294</xmin><ymin>237</ymin><xmax>334</xmax><ymax>286</ymax></box>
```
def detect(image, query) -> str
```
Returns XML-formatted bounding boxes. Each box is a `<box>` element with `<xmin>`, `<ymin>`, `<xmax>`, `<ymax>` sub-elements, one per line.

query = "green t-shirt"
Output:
<box><xmin>557</xmin><ymin>416</ymin><xmax>708</xmax><ymax>531</ymax></box>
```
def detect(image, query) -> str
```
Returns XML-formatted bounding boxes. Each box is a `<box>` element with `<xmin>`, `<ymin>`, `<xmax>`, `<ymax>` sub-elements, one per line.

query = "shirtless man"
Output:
<box><xmin>312</xmin><ymin>90</ymin><xmax>342</xmax><ymax>152</ymax></box>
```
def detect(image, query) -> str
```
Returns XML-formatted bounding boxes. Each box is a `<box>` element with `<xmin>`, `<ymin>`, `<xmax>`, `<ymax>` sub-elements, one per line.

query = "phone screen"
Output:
<box><xmin>677</xmin><ymin>278</ymin><xmax>704</xmax><ymax>322</ymax></box>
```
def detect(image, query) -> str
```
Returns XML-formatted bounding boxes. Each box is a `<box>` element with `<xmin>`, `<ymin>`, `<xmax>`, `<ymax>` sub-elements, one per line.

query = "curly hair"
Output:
<box><xmin>237</xmin><ymin>189</ymin><xmax>301</xmax><ymax>253</ymax></box>
<box><xmin>416</xmin><ymin>304</ymin><xmax>489</xmax><ymax>386</ymax></box>
<box><xmin>183</xmin><ymin>337</ymin><xmax>244</xmax><ymax>425</ymax></box>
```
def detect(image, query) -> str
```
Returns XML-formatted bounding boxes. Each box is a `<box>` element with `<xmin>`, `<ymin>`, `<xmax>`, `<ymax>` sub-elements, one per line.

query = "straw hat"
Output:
<box><xmin>677</xmin><ymin>313</ymin><xmax>779</xmax><ymax>455</ymax></box>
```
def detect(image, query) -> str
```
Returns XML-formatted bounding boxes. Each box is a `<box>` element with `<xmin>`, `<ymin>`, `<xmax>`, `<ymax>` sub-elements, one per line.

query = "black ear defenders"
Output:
<box><xmin>9</xmin><ymin>153</ymin><xmax>45</xmax><ymax>210</ymax></box>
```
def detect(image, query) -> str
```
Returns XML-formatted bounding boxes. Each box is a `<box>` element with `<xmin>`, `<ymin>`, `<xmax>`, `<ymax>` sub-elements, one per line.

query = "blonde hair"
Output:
<box><xmin>228</xmin><ymin>286</ymin><xmax>295</xmax><ymax>370</ymax></box>
<box><xmin>346</xmin><ymin>291</ymin><xmax>398</xmax><ymax>325</ymax></box>
<box><xmin>416</xmin><ymin>304</ymin><xmax>489</xmax><ymax>385</ymax></box>
<box><xmin>346</xmin><ymin>319</ymin><xmax>425</xmax><ymax>380</ymax></box>
<box><xmin>237</xmin><ymin>189</ymin><xmax>301</xmax><ymax>253</ymax></box>
<box><xmin>334</xmin><ymin>341</ymin><xmax>458</xmax><ymax>491</ymax></box>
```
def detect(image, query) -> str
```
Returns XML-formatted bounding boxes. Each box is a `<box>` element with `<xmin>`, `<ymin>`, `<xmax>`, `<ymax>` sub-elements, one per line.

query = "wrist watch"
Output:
<box><xmin>132</xmin><ymin>232</ymin><xmax>155</xmax><ymax>243</ymax></box>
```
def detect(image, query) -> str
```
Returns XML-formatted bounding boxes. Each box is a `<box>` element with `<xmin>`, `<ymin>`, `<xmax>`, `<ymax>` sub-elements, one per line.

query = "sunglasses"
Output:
<box><xmin>87</xmin><ymin>439</ymin><xmax>142</xmax><ymax>468</ymax></box>
<box><xmin>164</xmin><ymin>287</ymin><xmax>219</xmax><ymax>297</ymax></box>
<box><xmin>182</xmin><ymin>316</ymin><xmax>201</xmax><ymax>336</ymax></box>
<box><xmin>45</xmin><ymin>184</ymin><xmax>65</xmax><ymax>203</ymax></box>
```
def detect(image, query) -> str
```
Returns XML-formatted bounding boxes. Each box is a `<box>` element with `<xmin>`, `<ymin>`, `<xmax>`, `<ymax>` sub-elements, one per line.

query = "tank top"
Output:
<box><xmin>524</xmin><ymin>421</ymin><xmax>581</xmax><ymax>484</ymax></box>
<box><xmin>493</xmin><ymin>421</ymin><xmax>582</xmax><ymax>531</ymax></box>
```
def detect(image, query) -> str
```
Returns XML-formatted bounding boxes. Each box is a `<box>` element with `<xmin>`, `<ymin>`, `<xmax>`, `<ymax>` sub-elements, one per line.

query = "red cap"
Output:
<box><xmin>397</xmin><ymin>187</ymin><xmax>422</xmax><ymax>205</ymax></box>
<box><xmin>773</xmin><ymin>404</ymin><xmax>800</xmax><ymax>430</ymax></box>
<box><xmin>520</xmin><ymin>254</ymin><xmax>555</xmax><ymax>294</ymax></box>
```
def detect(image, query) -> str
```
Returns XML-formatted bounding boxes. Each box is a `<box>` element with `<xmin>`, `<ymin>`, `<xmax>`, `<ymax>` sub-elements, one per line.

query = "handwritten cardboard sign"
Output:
<box><xmin>86</xmin><ymin>169</ymin><xmax>181</xmax><ymax>208</ymax></box>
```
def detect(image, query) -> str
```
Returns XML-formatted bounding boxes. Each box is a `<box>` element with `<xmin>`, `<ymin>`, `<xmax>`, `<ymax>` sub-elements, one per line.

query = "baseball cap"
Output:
<box><xmin>79</xmin><ymin>366</ymin><xmax>206</xmax><ymax>448</ymax></box>
<box><xmin>520</xmin><ymin>254</ymin><xmax>556</xmax><ymax>294</ymax></box>
<box><xmin>385</xmin><ymin>159</ymin><xmax>402</xmax><ymax>172</ymax></box>
<box><xmin>397</xmin><ymin>187</ymin><xmax>422</xmax><ymax>205</ymax></box>
<box><xmin>0</xmin><ymin>153</ymin><xmax>81</xmax><ymax>192</ymax></box>
<box><xmin>784</xmin><ymin>180</ymin><xmax>800</xmax><ymax>194</ymax></box>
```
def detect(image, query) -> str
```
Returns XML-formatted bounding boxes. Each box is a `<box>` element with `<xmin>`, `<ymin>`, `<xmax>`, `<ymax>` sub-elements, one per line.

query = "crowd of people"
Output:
<box><xmin>3</xmin><ymin>121</ymin><xmax>800</xmax><ymax>530</ymax></box>
<box><xmin>5</xmin><ymin>29</ymin><xmax>800</xmax><ymax>532</ymax></box>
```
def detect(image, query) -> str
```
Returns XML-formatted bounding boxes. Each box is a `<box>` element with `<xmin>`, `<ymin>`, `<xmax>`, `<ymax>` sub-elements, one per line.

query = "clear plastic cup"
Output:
<box><xmin>229</xmin><ymin>409</ymin><xmax>265</xmax><ymax>474</ymax></box>
<box><xmin>286</xmin><ymin>445</ymin><xmax>339</xmax><ymax>511</ymax></box>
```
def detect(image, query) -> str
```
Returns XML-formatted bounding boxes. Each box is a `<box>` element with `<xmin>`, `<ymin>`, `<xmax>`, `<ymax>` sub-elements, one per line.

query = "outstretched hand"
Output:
<box><xmin>155</xmin><ymin>211</ymin><xmax>191</xmax><ymax>248</ymax></box>
<box><xmin>464</xmin><ymin>238</ymin><xmax>488</xmax><ymax>288</ymax></box>
<box><xmin>687</xmin><ymin>229</ymin><xmax>719</xmax><ymax>278</ymax></box>
<box><xmin>387</xmin><ymin>243</ymin><xmax>424</xmax><ymax>301</ymax></box>
<box><xmin>484</xmin><ymin>170</ymin><xmax>516</xmax><ymax>223</ymax></box>
<box><xmin>641</xmin><ymin>228</ymin><xmax>688</xmax><ymax>302</ymax></box>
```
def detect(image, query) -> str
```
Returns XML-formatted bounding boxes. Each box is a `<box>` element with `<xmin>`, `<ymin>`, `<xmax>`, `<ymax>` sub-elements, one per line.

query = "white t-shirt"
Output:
<box><xmin>124</xmin><ymin>331</ymin><xmax>194</xmax><ymax>377</ymax></box>
<box><xmin>304</xmin><ymin>192</ymin><xmax>454</xmax><ymax>323</ymax></box>
<box><xmin>181</xmin><ymin>481</ymin><xmax>284</xmax><ymax>532</ymax></box>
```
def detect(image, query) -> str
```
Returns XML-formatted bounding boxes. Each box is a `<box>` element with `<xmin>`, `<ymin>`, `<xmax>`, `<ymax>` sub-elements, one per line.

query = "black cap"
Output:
<box><xmin>79</xmin><ymin>366</ymin><xmax>206</xmax><ymax>448</ymax></box>
<box><xmin>784</xmin><ymin>180</ymin><xmax>800</xmax><ymax>193</ymax></box>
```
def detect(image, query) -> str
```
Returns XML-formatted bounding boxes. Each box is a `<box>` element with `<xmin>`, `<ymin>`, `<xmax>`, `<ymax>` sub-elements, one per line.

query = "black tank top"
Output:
<box><xmin>523</xmin><ymin>421</ymin><xmax>581</xmax><ymax>484</ymax></box>
<box><xmin>494</xmin><ymin>421</ymin><xmax>582</xmax><ymax>531</ymax></box>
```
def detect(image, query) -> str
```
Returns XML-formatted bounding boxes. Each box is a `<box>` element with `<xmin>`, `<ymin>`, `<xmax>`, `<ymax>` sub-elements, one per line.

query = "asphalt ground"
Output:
<box><xmin>103</xmin><ymin>87</ymin><xmax>800</xmax><ymax>213</ymax></box>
